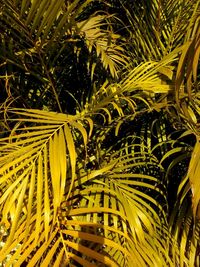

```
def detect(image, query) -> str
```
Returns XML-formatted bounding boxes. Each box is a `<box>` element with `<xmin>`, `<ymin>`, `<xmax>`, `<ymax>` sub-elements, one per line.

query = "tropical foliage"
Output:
<box><xmin>0</xmin><ymin>0</ymin><xmax>200</xmax><ymax>266</ymax></box>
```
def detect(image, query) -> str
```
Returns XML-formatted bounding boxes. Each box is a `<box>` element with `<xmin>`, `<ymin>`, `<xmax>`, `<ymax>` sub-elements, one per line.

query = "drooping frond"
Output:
<box><xmin>175</xmin><ymin>19</ymin><xmax>200</xmax><ymax>135</ymax></box>
<box><xmin>0</xmin><ymin>108</ymin><xmax>91</xmax><ymax>263</ymax></box>
<box><xmin>120</xmin><ymin>0</ymin><xmax>199</xmax><ymax>63</ymax></box>
<box><xmin>78</xmin><ymin>15</ymin><xmax>128</xmax><ymax>79</ymax></box>
<box><xmin>159</xmin><ymin>129</ymin><xmax>200</xmax><ymax>266</ymax></box>
<box><xmin>0</xmin><ymin>0</ymin><xmax>128</xmax><ymax>113</ymax></box>
<box><xmin>0</xmin><ymin>108</ymin><xmax>172</xmax><ymax>266</ymax></box>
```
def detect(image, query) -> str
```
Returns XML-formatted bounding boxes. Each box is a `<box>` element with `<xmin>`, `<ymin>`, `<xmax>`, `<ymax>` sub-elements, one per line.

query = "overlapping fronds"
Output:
<box><xmin>0</xmin><ymin>0</ymin><xmax>200</xmax><ymax>266</ymax></box>
<box><xmin>0</xmin><ymin>108</ymin><xmax>174</xmax><ymax>266</ymax></box>
<box><xmin>0</xmin><ymin>0</ymin><xmax>94</xmax><ymax>45</ymax></box>
<box><xmin>174</xmin><ymin>133</ymin><xmax>200</xmax><ymax>220</ymax></box>
<box><xmin>85</xmin><ymin>53</ymin><xmax>181</xmax><ymax>118</ymax></box>
<box><xmin>159</xmin><ymin>129</ymin><xmax>200</xmax><ymax>266</ymax></box>
<box><xmin>78</xmin><ymin>15</ymin><xmax>128</xmax><ymax>79</ymax></box>
<box><xmin>121</xmin><ymin>0</ymin><xmax>200</xmax><ymax>63</ymax></box>
<box><xmin>175</xmin><ymin>16</ymin><xmax>200</xmax><ymax>135</ymax></box>
<box><xmin>0</xmin><ymin>0</ymin><xmax>127</xmax><ymax>96</ymax></box>
<box><xmin>0</xmin><ymin>109</ymin><xmax>90</xmax><ymax>263</ymax></box>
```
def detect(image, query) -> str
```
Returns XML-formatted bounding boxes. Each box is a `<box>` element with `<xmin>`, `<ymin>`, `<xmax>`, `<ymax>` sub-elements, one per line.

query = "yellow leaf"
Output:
<box><xmin>186</xmin><ymin>139</ymin><xmax>200</xmax><ymax>218</ymax></box>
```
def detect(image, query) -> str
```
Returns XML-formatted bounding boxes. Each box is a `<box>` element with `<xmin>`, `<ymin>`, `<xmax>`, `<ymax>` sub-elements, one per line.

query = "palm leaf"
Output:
<box><xmin>121</xmin><ymin>0</ymin><xmax>199</xmax><ymax>64</ymax></box>
<box><xmin>0</xmin><ymin>0</ymin><xmax>128</xmax><ymax>106</ymax></box>
<box><xmin>159</xmin><ymin>129</ymin><xmax>200</xmax><ymax>266</ymax></box>
<box><xmin>179</xmin><ymin>137</ymin><xmax>200</xmax><ymax>219</ymax></box>
<box><xmin>0</xmin><ymin>108</ymin><xmax>90</xmax><ymax>263</ymax></box>
<box><xmin>0</xmin><ymin>107</ymin><xmax>176</xmax><ymax>266</ymax></box>
<box><xmin>175</xmin><ymin>17</ymin><xmax>200</xmax><ymax>135</ymax></box>
<box><xmin>78</xmin><ymin>15</ymin><xmax>128</xmax><ymax>78</ymax></box>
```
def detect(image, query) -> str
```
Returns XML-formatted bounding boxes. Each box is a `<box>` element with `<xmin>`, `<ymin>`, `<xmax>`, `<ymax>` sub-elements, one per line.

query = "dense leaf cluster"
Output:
<box><xmin>0</xmin><ymin>0</ymin><xmax>200</xmax><ymax>266</ymax></box>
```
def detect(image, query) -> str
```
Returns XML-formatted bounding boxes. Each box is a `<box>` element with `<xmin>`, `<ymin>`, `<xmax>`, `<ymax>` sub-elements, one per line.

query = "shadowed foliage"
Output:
<box><xmin>0</xmin><ymin>0</ymin><xmax>200</xmax><ymax>266</ymax></box>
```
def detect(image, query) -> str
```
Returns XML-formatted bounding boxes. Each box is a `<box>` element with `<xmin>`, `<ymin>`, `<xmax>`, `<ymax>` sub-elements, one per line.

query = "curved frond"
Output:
<box><xmin>121</xmin><ymin>0</ymin><xmax>200</xmax><ymax>63</ymax></box>
<box><xmin>0</xmin><ymin>0</ymin><xmax>128</xmax><ymax>111</ymax></box>
<box><xmin>78</xmin><ymin>15</ymin><xmax>128</xmax><ymax>79</ymax></box>
<box><xmin>0</xmin><ymin>108</ymin><xmax>91</xmax><ymax>264</ymax></box>
<box><xmin>0</xmin><ymin>108</ymin><xmax>174</xmax><ymax>266</ymax></box>
<box><xmin>159</xmin><ymin>129</ymin><xmax>200</xmax><ymax>266</ymax></box>
<box><xmin>175</xmin><ymin>20</ymin><xmax>200</xmax><ymax>135</ymax></box>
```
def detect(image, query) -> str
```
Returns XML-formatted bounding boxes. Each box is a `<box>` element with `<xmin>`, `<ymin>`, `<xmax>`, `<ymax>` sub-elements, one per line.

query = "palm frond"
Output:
<box><xmin>175</xmin><ymin>17</ymin><xmax>200</xmax><ymax>135</ymax></box>
<box><xmin>0</xmin><ymin>0</ymin><xmax>128</xmax><ymax>112</ymax></box>
<box><xmin>0</xmin><ymin>109</ymin><xmax>90</xmax><ymax>262</ymax></box>
<box><xmin>0</xmin><ymin>107</ymin><xmax>176</xmax><ymax>266</ymax></box>
<box><xmin>178</xmin><ymin>136</ymin><xmax>200</xmax><ymax>219</ymax></box>
<box><xmin>77</xmin><ymin>15</ymin><xmax>128</xmax><ymax>79</ymax></box>
<box><xmin>159</xmin><ymin>129</ymin><xmax>200</xmax><ymax>266</ymax></box>
<box><xmin>118</xmin><ymin>0</ymin><xmax>199</xmax><ymax>66</ymax></box>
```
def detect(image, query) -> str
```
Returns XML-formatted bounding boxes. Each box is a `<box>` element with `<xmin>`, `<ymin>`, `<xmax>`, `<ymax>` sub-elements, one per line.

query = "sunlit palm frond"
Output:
<box><xmin>0</xmin><ymin>108</ymin><xmax>91</xmax><ymax>264</ymax></box>
<box><xmin>59</xmin><ymin>143</ymin><xmax>171</xmax><ymax>266</ymax></box>
<box><xmin>1</xmin><ymin>1</ymin><xmax>200</xmax><ymax>266</ymax></box>
<box><xmin>177</xmin><ymin>136</ymin><xmax>200</xmax><ymax>220</ymax></box>
<box><xmin>0</xmin><ymin>106</ymin><xmax>180</xmax><ymax>266</ymax></box>
<box><xmin>81</xmin><ymin>110</ymin><xmax>179</xmax><ymax>266</ymax></box>
<box><xmin>122</xmin><ymin>0</ymin><xmax>199</xmax><ymax>63</ymax></box>
<box><xmin>169</xmin><ymin>186</ymin><xmax>200</xmax><ymax>267</ymax></box>
<box><xmin>78</xmin><ymin>15</ymin><xmax>128</xmax><ymax>79</ymax></box>
<box><xmin>85</xmin><ymin>53</ymin><xmax>183</xmax><ymax>121</ymax></box>
<box><xmin>169</xmin><ymin>200</ymin><xmax>200</xmax><ymax>267</ymax></box>
<box><xmin>0</xmin><ymin>109</ymin><xmax>152</xmax><ymax>265</ymax></box>
<box><xmin>159</xmin><ymin>129</ymin><xmax>200</xmax><ymax>266</ymax></box>
<box><xmin>175</xmin><ymin>18</ymin><xmax>200</xmax><ymax>135</ymax></box>
<box><xmin>0</xmin><ymin>0</ymin><xmax>128</xmax><ymax>108</ymax></box>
